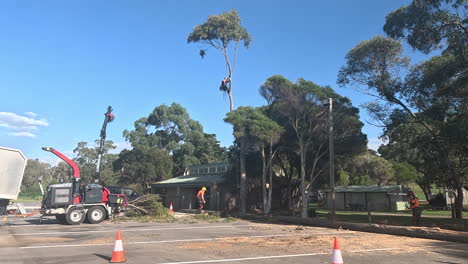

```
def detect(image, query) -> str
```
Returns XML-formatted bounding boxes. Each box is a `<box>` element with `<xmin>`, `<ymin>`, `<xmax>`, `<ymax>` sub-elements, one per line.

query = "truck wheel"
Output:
<box><xmin>55</xmin><ymin>214</ymin><xmax>67</xmax><ymax>224</ymax></box>
<box><xmin>86</xmin><ymin>206</ymin><xmax>106</xmax><ymax>224</ymax></box>
<box><xmin>66</xmin><ymin>207</ymin><xmax>85</xmax><ymax>225</ymax></box>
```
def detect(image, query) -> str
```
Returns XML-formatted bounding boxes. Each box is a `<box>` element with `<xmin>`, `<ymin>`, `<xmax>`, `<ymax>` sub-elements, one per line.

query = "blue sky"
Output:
<box><xmin>0</xmin><ymin>0</ymin><xmax>429</xmax><ymax>163</ymax></box>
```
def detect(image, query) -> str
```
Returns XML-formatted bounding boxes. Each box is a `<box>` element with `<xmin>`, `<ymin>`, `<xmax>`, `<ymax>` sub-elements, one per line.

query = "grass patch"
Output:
<box><xmin>192</xmin><ymin>213</ymin><xmax>222</xmax><ymax>223</ymax></box>
<box><xmin>116</xmin><ymin>214</ymin><xmax>176</xmax><ymax>223</ymax></box>
<box><xmin>16</xmin><ymin>192</ymin><xmax>43</xmax><ymax>202</ymax></box>
<box><xmin>224</xmin><ymin>216</ymin><xmax>238</xmax><ymax>222</ymax></box>
<box><xmin>315</xmin><ymin>209</ymin><xmax>467</xmax><ymax>229</ymax></box>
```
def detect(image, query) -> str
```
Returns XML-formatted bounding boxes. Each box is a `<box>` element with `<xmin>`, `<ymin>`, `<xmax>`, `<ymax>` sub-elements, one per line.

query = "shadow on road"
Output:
<box><xmin>427</xmin><ymin>241</ymin><xmax>468</xmax><ymax>261</ymax></box>
<box><xmin>94</xmin><ymin>253</ymin><xmax>111</xmax><ymax>261</ymax></box>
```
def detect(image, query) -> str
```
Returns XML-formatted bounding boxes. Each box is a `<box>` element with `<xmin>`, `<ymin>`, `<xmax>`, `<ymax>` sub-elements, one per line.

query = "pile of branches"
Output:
<box><xmin>125</xmin><ymin>194</ymin><xmax>169</xmax><ymax>217</ymax></box>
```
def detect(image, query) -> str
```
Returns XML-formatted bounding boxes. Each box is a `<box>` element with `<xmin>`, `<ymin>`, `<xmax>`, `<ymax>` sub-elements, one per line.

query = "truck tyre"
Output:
<box><xmin>86</xmin><ymin>206</ymin><xmax>106</xmax><ymax>224</ymax></box>
<box><xmin>66</xmin><ymin>207</ymin><xmax>85</xmax><ymax>225</ymax></box>
<box><xmin>55</xmin><ymin>214</ymin><xmax>67</xmax><ymax>224</ymax></box>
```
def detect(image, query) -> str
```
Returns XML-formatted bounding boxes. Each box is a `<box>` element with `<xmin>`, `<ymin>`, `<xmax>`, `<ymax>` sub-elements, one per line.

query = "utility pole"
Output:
<box><xmin>328</xmin><ymin>98</ymin><xmax>336</xmax><ymax>223</ymax></box>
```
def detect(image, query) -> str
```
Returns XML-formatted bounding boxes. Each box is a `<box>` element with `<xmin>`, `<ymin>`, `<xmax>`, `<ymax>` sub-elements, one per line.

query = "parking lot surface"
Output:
<box><xmin>0</xmin><ymin>215</ymin><xmax>467</xmax><ymax>263</ymax></box>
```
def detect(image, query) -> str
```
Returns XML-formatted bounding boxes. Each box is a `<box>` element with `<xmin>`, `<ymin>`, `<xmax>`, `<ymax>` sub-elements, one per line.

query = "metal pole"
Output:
<box><xmin>328</xmin><ymin>98</ymin><xmax>336</xmax><ymax>223</ymax></box>
<box><xmin>96</xmin><ymin>106</ymin><xmax>113</xmax><ymax>183</ymax></box>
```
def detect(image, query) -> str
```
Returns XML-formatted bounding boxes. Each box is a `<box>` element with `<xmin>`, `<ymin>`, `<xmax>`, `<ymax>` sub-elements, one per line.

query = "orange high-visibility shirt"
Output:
<box><xmin>410</xmin><ymin>197</ymin><xmax>419</xmax><ymax>208</ymax></box>
<box><xmin>197</xmin><ymin>190</ymin><xmax>205</xmax><ymax>198</ymax></box>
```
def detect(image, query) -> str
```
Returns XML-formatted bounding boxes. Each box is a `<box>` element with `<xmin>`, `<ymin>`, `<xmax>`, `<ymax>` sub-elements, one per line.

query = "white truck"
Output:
<box><xmin>0</xmin><ymin>147</ymin><xmax>27</xmax><ymax>216</ymax></box>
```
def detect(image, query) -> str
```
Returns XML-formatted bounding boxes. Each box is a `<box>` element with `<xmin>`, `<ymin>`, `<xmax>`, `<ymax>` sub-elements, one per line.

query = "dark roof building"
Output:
<box><xmin>151</xmin><ymin>162</ymin><xmax>234</xmax><ymax>211</ymax></box>
<box><xmin>324</xmin><ymin>185</ymin><xmax>411</xmax><ymax>212</ymax></box>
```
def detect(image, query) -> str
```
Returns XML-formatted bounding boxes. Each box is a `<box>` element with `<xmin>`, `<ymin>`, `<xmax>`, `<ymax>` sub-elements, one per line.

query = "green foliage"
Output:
<box><xmin>123</xmin><ymin>103</ymin><xmax>226</xmax><ymax>176</ymax></box>
<box><xmin>192</xmin><ymin>213</ymin><xmax>222</xmax><ymax>222</ymax></box>
<box><xmin>337</xmin><ymin>35</ymin><xmax>409</xmax><ymax>105</ymax></box>
<box><xmin>22</xmin><ymin>159</ymin><xmax>51</xmax><ymax>193</ymax></box>
<box><xmin>391</xmin><ymin>161</ymin><xmax>418</xmax><ymax>184</ymax></box>
<box><xmin>127</xmin><ymin>195</ymin><xmax>169</xmax><ymax>218</ymax></box>
<box><xmin>224</xmin><ymin>106</ymin><xmax>282</xmax><ymax>146</ymax></box>
<box><xmin>114</xmin><ymin>146</ymin><xmax>173</xmax><ymax>190</ymax></box>
<box><xmin>21</xmin><ymin>159</ymin><xmax>64</xmax><ymax>194</ymax></box>
<box><xmin>340</xmin><ymin>0</ymin><xmax>467</xmax><ymax>217</ymax></box>
<box><xmin>16</xmin><ymin>192</ymin><xmax>43</xmax><ymax>202</ymax></box>
<box><xmin>345</xmin><ymin>152</ymin><xmax>395</xmax><ymax>185</ymax></box>
<box><xmin>187</xmin><ymin>9</ymin><xmax>251</xmax><ymax>52</ymax></box>
<box><xmin>257</xmin><ymin>75</ymin><xmax>367</xmax><ymax>216</ymax></box>
<box><xmin>72</xmin><ymin>140</ymin><xmax>119</xmax><ymax>185</ymax></box>
<box><xmin>337</xmin><ymin>170</ymin><xmax>350</xmax><ymax>186</ymax></box>
<box><xmin>187</xmin><ymin>9</ymin><xmax>251</xmax><ymax>111</ymax></box>
<box><xmin>384</xmin><ymin>0</ymin><xmax>467</xmax><ymax>54</ymax></box>
<box><xmin>261</xmin><ymin>75</ymin><xmax>367</xmax><ymax>183</ymax></box>
<box><xmin>315</xmin><ymin>209</ymin><xmax>468</xmax><ymax>228</ymax></box>
<box><xmin>353</xmin><ymin>175</ymin><xmax>372</xmax><ymax>186</ymax></box>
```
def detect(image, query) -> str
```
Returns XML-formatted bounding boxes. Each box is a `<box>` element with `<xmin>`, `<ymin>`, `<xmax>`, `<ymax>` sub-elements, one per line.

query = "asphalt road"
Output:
<box><xmin>0</xmin><ymin>215</ymin><xmax>467</xmax><ymax>264</ymax></box>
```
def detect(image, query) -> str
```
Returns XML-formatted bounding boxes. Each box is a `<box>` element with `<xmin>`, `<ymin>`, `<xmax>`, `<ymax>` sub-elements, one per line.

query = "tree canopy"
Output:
<box><xmin>259</xmin><ymin>75</ymin><xmax>367</xmax><ymax>217</ymax></box>
<box><xmin>114</xmin><ymin>146</ymin><xmax>173</xmax><ymax>190</ymax></box>
<box><xmin>339</xmin><ymin>0</ymin><xmax>467</xmax><ymax>218</ymax></box>
<box><xmin>188</xmin><ymin>9</ymin><xmax>251</xmax><ymax>111</ymax></box>
<box><xmin>123</xmin><ymin>103</ymin><xmax>226</xmax><ymax>176</ymax></box>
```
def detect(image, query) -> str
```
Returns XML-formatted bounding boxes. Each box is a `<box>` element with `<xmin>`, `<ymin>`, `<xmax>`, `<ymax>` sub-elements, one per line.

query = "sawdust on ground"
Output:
<box><xmin>179</xmin><ymin>224</ymin><xmax>445</xmax><ymax>255</ymax></box>
<box><xmin>14</xmin><ymin>236</ymin><xmax>72</xmax><ymax>244</ymax></box>
<box><xmin>81</xmin><ymin>236</ymin><xmax>114</xmax><ymax>244</ymax></box>
<box><xmin>0</xmin><ymin>235</ymin><xmax>18</xmax><ymax>247</ymax></box>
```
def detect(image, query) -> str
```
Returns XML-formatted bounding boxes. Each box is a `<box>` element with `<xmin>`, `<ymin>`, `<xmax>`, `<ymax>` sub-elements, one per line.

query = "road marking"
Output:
<box><xmin>156</xmin><ymin>245</ymin><xmax>468</xmax><ymax>264</ymax></box>
<box><xmin>156</xmin><ymin>248</ymin><xmax>405</xmax><ymax>264</ymax></box>
<box><xmin>13</xmin><ymin>224</ymin><xmax>254</xmax><ymax>236</ymax></box>
<box><xmin>18</xmin><ymin>232</ymin><xmax>348</xmax><ymax>249</ymax></box>
<box><xmin>157</xmin><ymin>252</ymin><xmax>329</xmax><ymax>263</ymax></box>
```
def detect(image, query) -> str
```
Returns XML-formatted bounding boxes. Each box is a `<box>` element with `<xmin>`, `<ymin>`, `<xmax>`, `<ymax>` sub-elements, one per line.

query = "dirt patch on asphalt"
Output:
<box><xmin>80</xmin><ymin>236</ymin><xmax>114</xmax><ymax>244</ymax></box>
<box><xmin>16</xmin><ymin>236</ymin><xmax>72</xmax><ymax>244</ymax></box>
<box><xmin>0</xmin><ymin>235</ymin><xmax>18</xmax><ymax>247</ymax></box>
<box><xmin>180</xmin><ymin>231</ymin><xmax>440</xmax><ymax>255</ymax></box>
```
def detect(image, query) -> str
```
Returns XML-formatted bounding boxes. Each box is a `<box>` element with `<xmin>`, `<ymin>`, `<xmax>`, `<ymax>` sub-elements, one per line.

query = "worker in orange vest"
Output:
<box><xmin>197</xmin><ymin>187</ymin><xmax>207</xmax><ymax>211</ymax></box>
<box><xmin>407</xmin><ymin>191</ymin><xmax>422</xmax><ymax>225</ymax></box>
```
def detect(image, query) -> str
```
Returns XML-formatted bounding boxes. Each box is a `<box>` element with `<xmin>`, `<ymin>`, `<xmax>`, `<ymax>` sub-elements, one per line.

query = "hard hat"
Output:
<box><xmin>202</xmin><ymin>187</ymin><xmax>207</xmax><ymax>191</ymax></box>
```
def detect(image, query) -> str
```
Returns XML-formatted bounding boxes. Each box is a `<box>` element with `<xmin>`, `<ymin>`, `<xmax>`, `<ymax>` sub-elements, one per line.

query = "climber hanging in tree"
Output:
<box><xmin>219</xmin><ymin>77</ymin><xmax>231</xmax><ymax>92</ymax></box>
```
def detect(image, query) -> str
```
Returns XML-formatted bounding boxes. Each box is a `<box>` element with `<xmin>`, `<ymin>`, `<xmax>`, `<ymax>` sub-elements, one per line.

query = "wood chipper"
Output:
<box><xmin>40</xmin><ymin>106</ymin><xmax>124</xmax><ymax>224</ymax></box>
<box><xmin>40</xmin><ymin>147</ymin><xmax>128</xmax><ymax>224</ymax></box>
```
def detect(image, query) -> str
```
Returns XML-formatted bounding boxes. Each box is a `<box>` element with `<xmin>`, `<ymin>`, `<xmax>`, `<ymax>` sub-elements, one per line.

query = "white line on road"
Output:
<box><xmin>13</xmin><ymin>224</ymin><xmax>253</xmax><ymax>236</ymax></box>
<box><xmin>19</xmin><ymin>232</ymin><xmax>346</xmax><ymax>249</ymax></box>
<box><xmin>156</xmin><ymin>246</ymin><xmax>466</xmax><ymax>264</ymax></box>
<box><xmin>157</xmin><ymin>252</ymin><xmax>329</xmax><ymax>264</ymax></box>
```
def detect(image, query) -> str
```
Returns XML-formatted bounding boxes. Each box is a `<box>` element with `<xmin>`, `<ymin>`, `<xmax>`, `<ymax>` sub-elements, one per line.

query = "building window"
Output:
<box><xmin>190</xmin><ymin>168</ymin><xmax>198</xmax><ymax>175</ymax></box>
<box><xmin>209</xmin><ymin>167</ymin><xmax>216</xmax><ymax>173</ymax></box>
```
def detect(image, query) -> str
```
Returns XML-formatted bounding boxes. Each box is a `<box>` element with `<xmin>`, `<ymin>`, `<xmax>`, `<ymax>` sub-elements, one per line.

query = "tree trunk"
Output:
<box><xmin>455</xmin><ymin>185</ymin><xmax>464</xmax><ymax>219</ymax></box>
<box><xmin>287</xmin><ymin>176</ymin><xmax>292</xmax><ymax>211</ymax></box>
<box><xmin>267</xmin><ymin>143</ymin><xmax>273</xmax><ymax>215</ymax></box>
<box><xmin>228</xmin><ymin>79</ymin><xmax>234</xmax><ymax>112</ymax></box>
<box><xmin>300</xmin><ymin>146</ymin><xmax>307</xmax><ymax>218</ymax></box>
<box><xmin>239</xmin><ymin>149</ymin><xmax>247</xmax><ymax>216</ymax></box>
<box><xmin>261</xmin><ymin>146</ymin><xmax>267</xmax><ymax>216</ymax></box>
<box><xmin>416</xmin><ymin>181</ymin><xmax>432</xmax><ymax>201</ymax></box>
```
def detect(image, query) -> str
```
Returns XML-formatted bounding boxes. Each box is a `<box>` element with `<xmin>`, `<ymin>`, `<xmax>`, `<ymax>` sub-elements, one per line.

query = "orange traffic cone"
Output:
<box><xmin>331</xmin><ymin>237</ymin><xmax>344</xmax><ymax>264</ymax></box>
<box><xmin>110</xmin><ymin>230</ymin><xmax>126</xmax><ymax>263</ymax></box>
<box><xmin>169</xmin><ymin>202</ymin><xmax>174</xmax><ymax>213</ymax></box>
